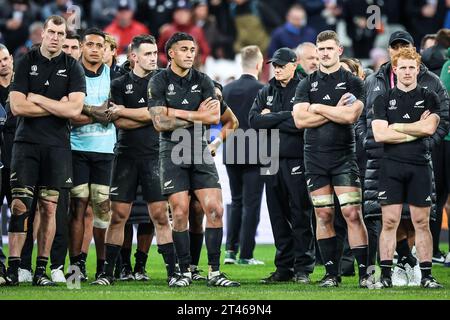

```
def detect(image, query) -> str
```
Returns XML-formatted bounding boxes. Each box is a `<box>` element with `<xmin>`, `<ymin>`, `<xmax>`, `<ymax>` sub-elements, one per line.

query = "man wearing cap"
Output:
<box><xmin>249</xmin><ymin>47</ymin><xmax>315</xmax><ymax>284</ymax></box>
<box><xmin>356</xmin><ymin>30</ymin><xmax>449</xmax><ymax>282</ymax></box>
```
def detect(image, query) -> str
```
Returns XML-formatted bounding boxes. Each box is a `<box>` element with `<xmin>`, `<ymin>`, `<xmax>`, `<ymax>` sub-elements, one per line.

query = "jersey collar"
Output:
<box><xmin>167</xmin><ymin>66</ymin><xmax>193</xmax><ymax>85</ymax></box>
<box><xmin>83</xmin><ymin>63</ymin><xmax>105</xmax><ymax>78</ymax></box>
<box><xmin>36</xmin><ymin>47</ymin><xmax>64</xmax><ymax>64</ymax></box>
<box><xmin>317</xmin><ymin>66</ymin><xmax>341</xmax><ymax>80</ymax></box>
<box><xmin>129</xmin><ymin>70</ymin><xmax>152</xmax><ymax>83</ymax></box>
<box><xmin>394</xmin><ymin>85</ymin><xmax>419</xmax><ymax>97</ymax></box>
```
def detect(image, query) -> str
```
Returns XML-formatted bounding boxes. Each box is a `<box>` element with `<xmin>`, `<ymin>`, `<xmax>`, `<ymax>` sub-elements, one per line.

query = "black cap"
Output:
<box><xmin>267</xmin><ymin>47</ymin><xmax>297</xmax><ymax>66</ymax></box>
<box><xmin>389</xmin><ymin>30</ymin><xmax>414</xmax><ymax>46</ymax></box>
<box><xmin>118</xmin><ymin>0</ymin><xmax>131</xmax><ymax>11</ymax></box>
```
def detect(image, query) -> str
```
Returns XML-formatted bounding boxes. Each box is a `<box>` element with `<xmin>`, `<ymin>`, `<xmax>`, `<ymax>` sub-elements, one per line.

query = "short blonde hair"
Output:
<box><xmin>104</xmin><ymin>33</ymin><xmax>117</xmax><ymax>51</ymax></box>
<box><xmin>240</xmin><ymin>45</ymin><xmax>263</xmax><ymax>69</ymax></box>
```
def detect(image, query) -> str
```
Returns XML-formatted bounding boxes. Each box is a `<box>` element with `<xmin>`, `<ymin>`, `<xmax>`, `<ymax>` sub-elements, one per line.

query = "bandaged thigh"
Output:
<box><xmin>337</xmin><ymin>191</ymin><xmax>362</xmax><ymax>208</ymax></box>
<box><xmin>311</xmin><ymin>194</ymin><xmax>334</xmax><ymax>208</ymax></box>
<box><xmin>70</xmin><ymin>183</ymin><xmax>89</xmax><ymax>198</ymax></box>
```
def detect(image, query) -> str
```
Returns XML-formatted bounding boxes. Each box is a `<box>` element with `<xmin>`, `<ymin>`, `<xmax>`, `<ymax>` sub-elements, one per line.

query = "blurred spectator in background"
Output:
<box><xmin>62</xmin><ymin>30</ymin><xmax>82</xmax><ymax>60</ymax></box>
<box><xmin>232</xmin><ymin>0</ymin><xmax>269</xmax><ymax>56</ymax></box>
<box><xmin>295</xmin><ymin>42</ymin><xmax>318</xmax><ymax>78</ymax></box>
<box><xmin>342</xmin><ymin>0</ymin><xmax>383</xmax><ymax>59</ymax></box>
<box><xmin>0</xmin><ymin>0</ymin><xmax>40</xmax><ymax>54</ymax></box>
<box><xmin>297</xmin><ymin>0</ymin><xmax>342</xmax><ymax>33</ymax></box>
<box><xmin>104</xmin><ymin>0</ymin><xmax>149</xmax><ymax>54</ymax></box>
<box><xmin>406</xmin><ymin>0</ymin><xmax>446</xmax><ymax>49</ymax></box>
<box><xmin>369</xmin><ymin>47</ymin><xmax>389</xmax><ymax>72</ymax></box>
<box><xmin>157</xmin><ymin>2</ymin><xmax>210</xmax><ymax>67</ymax></box>
<box><xmin>209</xmin><ymin>0</ymin><xmax>236</xmax><ymax>55</ymax></box>
<box><xmin>384</xmin><ymin>0</ymin><xmax>409</xmax><ymax>28</ymax></box>
<box><xmin>268</xmin><ymin>4</ymin><xmax>316</xmax><ymax>58</ymax></box>
<box><xmin>91</xmin><ymin>0</ymin><xmax>136</xmax><ymax>29</ymax></box>
<box><xmin>13</xmin><ymin>21</ymin><xmax>42</xmax><ymax>59</ymax></box>
<box><xmin>41</xmin><ymin>0</ymin><xmax>84</xmax><ymax>31</ymax></box>
<box><xmin>192</xmin><ymin>0</ymin><xmax>234</xmax><ymax>60</ymax></box>
<box><xmin>42</xmin><ymin>0</ymin><xmax>69</xmax><ymax>19</ymax></box>
<box><xmin>134</xmin><ymin>0</ymin><xmax>175</xmax><ymax>41</ymax></box>
<box><xmin>258</xmin><ymin>0</ymin><xmax>293</xmax><ymax>35</ymax></box>
<box><xmin>422</xmin><ymin>28</ymin><xmax>450</xmax><ymax>76</ymax></box>
<box><xmin>421</xmin><ymin>33</ymin><xmax>437</xmax><ymax>53</ymax></box>
<box><xmin>445</xmin><ymin>0</ymin><xmax>450</xmax><ymax>28</ymax></box>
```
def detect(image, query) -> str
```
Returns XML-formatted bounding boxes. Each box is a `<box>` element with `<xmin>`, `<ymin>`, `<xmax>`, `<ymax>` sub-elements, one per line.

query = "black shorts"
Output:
<box><xmin>444</xmin><ymin>140</ymin><xmax>450</xmax><ymax>191</ymax></box>
<box><xmin>110</xmin><ymin>156</ymin><xmax>166</xmax><ymax>203</ymax></box>
<box><xmin>11</xmin><ymin>142</ymin><xmax>72</xmax><ymax>190</ymax></box>
<box><xmin>160</xmin><ymin>156</ymin><xmax>221</xmax><ymax>196</ymax></box>
<box><xmin>304</xmin><ymin>150</ymin><xmax>361</xmax><ymax>192</ymax></box>
<box><xmin>72</xmin><ymin>151</ymin><xmax>113</xmax><ymax>186</ymax></box>
<box><xmin>378</xmin><ymin>158</ymin><xmax>432</xmax><ymax>207</ymax></box>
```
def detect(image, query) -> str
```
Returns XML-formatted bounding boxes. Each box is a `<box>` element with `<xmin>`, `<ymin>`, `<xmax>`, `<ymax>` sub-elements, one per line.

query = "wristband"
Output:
<box><xmin>347</xmin><ymin>94</ymin><xmax>356</xmax><ymax>105</ymax></box>
<box><xmin>212</xmin><ymin>136</ymin><xmax>223</xmax><ymax>146</ymax></box>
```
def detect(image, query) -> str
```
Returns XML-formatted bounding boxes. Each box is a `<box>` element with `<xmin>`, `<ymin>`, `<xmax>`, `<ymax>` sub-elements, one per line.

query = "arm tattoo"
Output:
<box><xmin>149</xmin><ymin>106</ymin><xmax>192</xmax><ymax>131</ymax></box>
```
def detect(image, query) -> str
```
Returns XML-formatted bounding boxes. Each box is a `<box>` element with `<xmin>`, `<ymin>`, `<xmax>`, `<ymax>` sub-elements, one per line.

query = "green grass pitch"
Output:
<box><xmin>0</xmin><ymin>244</ymin><xmax>449</xmax><ymax>300</ymax></box>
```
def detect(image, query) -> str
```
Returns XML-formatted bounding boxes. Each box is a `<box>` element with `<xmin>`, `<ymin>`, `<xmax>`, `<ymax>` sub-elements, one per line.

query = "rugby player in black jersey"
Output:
<box><xmin>293</xmin><ymin>30</ymin><xmax>369</xmax><ymax>288</ymax></box>
<box><xmin>149</xmin><ymin>32</ymin><xmax>239</xmax><ymax>287</ymax></box>
<box><xmin>6</xmin><ymin>15</ymin><xmax>85</xmax><ymax>286</ymax></box>
<box><xmin>372</xmin><ymin>47</ymin><xmax>442</xmax><ymax>289</ymax></box>
<box><xmin>91</xmin><ymin>35</ymin><xmax>181</xmax><ymax>287</ymax></box>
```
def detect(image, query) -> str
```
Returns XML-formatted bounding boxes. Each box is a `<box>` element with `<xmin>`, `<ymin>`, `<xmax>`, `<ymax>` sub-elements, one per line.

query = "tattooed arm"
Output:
<box><xmin>149</xmin><ymin>106</ymin><xmax>193</xmax><ymax>132</ymax></box>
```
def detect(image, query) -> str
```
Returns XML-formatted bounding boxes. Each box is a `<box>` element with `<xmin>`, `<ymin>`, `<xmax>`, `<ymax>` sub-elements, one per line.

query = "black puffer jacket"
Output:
<box><xmin>356</xmin><ymin>62</ymin><xmax>450</xmax><ymax>219</ymax></box>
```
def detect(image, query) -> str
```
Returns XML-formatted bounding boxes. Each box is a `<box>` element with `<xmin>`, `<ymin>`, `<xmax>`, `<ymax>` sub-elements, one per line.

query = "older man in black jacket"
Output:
<box><xmin>356</xmin><ymin>31</ymin><xmax>449</xmax><ymax>277</ymax></box>
<box><xmin>250</xmin><ymin>48</ymin><xmax>315</xmax><ymax>284</ymax></box>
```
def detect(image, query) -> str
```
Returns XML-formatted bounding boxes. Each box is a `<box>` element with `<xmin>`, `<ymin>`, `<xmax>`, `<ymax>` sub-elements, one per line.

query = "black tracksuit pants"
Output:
<box><xmin>264</xmin><ymin>158</ymin><xmax>315</xmax><ymax>274</ymax></box>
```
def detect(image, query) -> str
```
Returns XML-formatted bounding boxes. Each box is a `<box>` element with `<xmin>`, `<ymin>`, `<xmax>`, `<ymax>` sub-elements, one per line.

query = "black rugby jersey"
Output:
<box><xmin>373</xmin><ymin>85</ymin><xmax>439</xmax><ymax>165</ymax></box>
<box><xmin>148</xmin><ymin>67</ymin><xmax>216</xmax><ymax>153</ymax></box>
<box><xmin>11</xmin><ymin>48</ymin><xmax>85</xmax><ymax>148</ymax></box>
<box><xmin>294</xmin><ymin>67</ymin><xmax>365</xmax><ymax>153</ymax></box>
<box><xmin>110</xmin><ymin>69</ymin><xmax>161</xmax><ymax>158</ymax></box>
